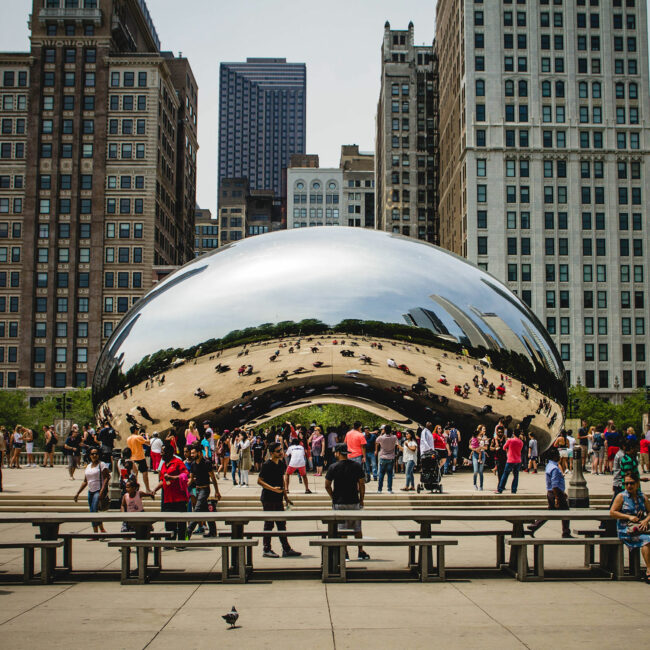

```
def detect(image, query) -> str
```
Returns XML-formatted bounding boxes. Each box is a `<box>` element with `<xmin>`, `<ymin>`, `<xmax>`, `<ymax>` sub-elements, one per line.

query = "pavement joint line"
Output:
<box><xmin>142</xmin><ymin>549</ymin><xmax>222</xmax><ymax>649</ymax></box>
<box><xmin>324</xmin><ymin>583</ymin><xmax>337</xmax><ymax>650</ymax></box>
<box><xmin>0</xmin><ymin>583</ymin><xmax>75</xmax><ymax>627</ymax></box>
<box><xmin>449</xmin><ymin>582</ymin><xmax>531</xmax><ymax>649</ymax></box>
<box><xmin>572</xmin><ymin>580</ymin><xmax>649</xmax><ymax>617</ymax></box>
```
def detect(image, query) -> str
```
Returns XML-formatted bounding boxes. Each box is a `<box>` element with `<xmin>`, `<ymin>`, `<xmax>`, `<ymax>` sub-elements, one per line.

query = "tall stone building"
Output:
<box><xmin>218</xmin><ymin>58</ymin><xmax>306</xmax><ymax>207</ymax></box>
<box><xmin>0</xmin><ymin>0</ymin><xmax>197</xmax><ymax>395</ymax></box>
<box><xmin>435</xmin><ymin>0</ymin><xmax>650</xmax><ymax>395</ymax></box>
<box><xmin>375</xmin><ymin>22</ymin><xmax>438</xmax><ymax>244</ymax></box>
<box><xmin>218</xmin><ymin>178</ymin><xmax>276</xmax><ymax>245</ymax></box>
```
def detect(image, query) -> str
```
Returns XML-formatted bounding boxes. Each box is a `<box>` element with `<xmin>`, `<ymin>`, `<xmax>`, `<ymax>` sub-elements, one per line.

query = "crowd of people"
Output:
<box><xmin>1</xmin><ymin>413</ymin><xmax>648</xmax><ymax>581</ymax></box>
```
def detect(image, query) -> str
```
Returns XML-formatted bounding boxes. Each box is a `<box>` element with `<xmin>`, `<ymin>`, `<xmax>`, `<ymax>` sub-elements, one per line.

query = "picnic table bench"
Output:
<box><xmin>0</xmin><ymin>509</ymin><xmax>618</xmax><ymax>583</ymax></box>
<box><xmin>0</xmin><ymin>540</ymin><xmax>64</xmax><ymax>584</ymax></box>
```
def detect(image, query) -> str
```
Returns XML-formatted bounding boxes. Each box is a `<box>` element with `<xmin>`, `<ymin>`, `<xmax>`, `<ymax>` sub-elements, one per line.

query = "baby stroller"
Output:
<box><xmin>417</xmin><ymin>450</ymin><xmax>443</xmax><ymax>493</ymax></box>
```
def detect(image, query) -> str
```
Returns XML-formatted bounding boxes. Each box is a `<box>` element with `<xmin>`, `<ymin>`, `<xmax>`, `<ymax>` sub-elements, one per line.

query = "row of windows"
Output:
<box><xmin>42</xmin><ymin>71</ymin><xmax>96</xmax><ymax>88</ymax></box>
<box><xmin>40</xmin><ymin>143</ymin><xmax>94</xmax><ymax>159</ymax></box>
<box><xmin>1</xmin><ymin>117</ymin><xmax>25</xmax><ymax>134</ymax></box>
<box><xmin>0</xmin><ymin>199</ymin><xmax>22</xmax><ymax>214</ymax></box>
<box><xmin>107</xmin><ymin>143</ymin><xmax>146</xmax><ymax>159</ymax></box>
<box><xmin>106</xmin><ymin>198</ymin><xmax>145</xmax><ymax>214</ymax></box>
<box><xmin>0</xmin><ymin>142</ymin><xmax>24</xmax><ymax>159</ymax></box>
<box><xmin>42</xmin><ymin>45</ymin><xmax>95</xmax><ymax>64</ymax></box>
<box><xmin>0</xmin><ymin>95</ymin><xmax>27</xmax><ymax>111</ymax></box>
<box><xmin>33</xmin><ymin>347</ymin><xmax>88</xmax><ymax>364</ymax></box>
<box><xmin>44</xmin><ymin>23</ymin><xmax>95</xmax><ymax>38</ymax></box>
<box><xmin>108</xmin><ymin>95</ymin><xmax>148</xmax><ymax>112</ymax></box>
<box><xmin>110</xmin><ymin>71</ymin><xmax>148</xmax><ymax>88</ymax></box>
<box><xmin>108</xmin><ymin>119</ymin><xmax>146</xmax><ymax>135</ymax></box>
<box><xmin>475</xmin><ymin>128</ymin><xmax>642</xmax><ymax>150</ymax></box>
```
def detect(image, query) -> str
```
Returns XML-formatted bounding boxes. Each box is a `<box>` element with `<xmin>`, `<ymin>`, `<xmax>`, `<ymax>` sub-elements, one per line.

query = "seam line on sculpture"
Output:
<box><xmin>451</xmin><ymin>582</ymin><xmax>531</xmax><ymax>649</ymax></box>
<box><xmin>324</xmin><ymin>582</ymin><xmax>337</xmax><ymax>650</ymax></box>
<box><xmin>0</xmin><ymin>583</ymin><xmax>75</xmax><ymax>626</ymax></box>
<box><xmin>142</xmin><ymin>552</ymin><xmax>220</xmax><ymax>648</ymax></box>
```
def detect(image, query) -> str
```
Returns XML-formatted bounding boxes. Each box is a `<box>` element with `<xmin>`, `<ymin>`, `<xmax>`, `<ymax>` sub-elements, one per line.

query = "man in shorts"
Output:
<box><xmin>127</xmin><ymin>427</ymin><xmax>151</xmax><ymax>492</ymax></box>
<box><xmin>284</xmin><ymin>438</ymin><xmax>312</xmax><ymax>494</ymax></box>
<box><xmin>325</xmin><ymin>443</ymin><xmax>369</xmax><ymax>560</ymax></box>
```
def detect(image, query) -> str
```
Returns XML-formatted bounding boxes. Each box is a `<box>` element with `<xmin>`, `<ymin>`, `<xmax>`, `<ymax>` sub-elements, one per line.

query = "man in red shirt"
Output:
<box><xmin>345</xmin><ymin>421</ymin><xmax>367</xmax><ymax>467</ymax></box>
<box><xmin>495</xmin><ymin>432</ymin><xmax>524</xmax><ymax>494</ymax></box>
<box><xmin>153</xmin><ymin>444</ymin><xmax>189</xmax><ymax>545</ymax></box>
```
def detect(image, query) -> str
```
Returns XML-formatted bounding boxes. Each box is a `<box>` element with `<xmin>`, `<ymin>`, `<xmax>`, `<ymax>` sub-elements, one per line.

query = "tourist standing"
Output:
<box><xmin>229</xmin><ymin>431</ymin><xmax>241</xmax><ymax>486</ymax></box>
<box><xmin>150</xmin><ymin>432</ymin><xmax>163</xmax><ymax>473</ymax></box>
<box><xmin>308</xmin><ymin>426</ymin><xmax>325</xmax><ymax>476</ymax></box>
<box><xmin>419</xmin><ymin>421</ymin><xmax>434</xmax><ymax>456</ymax></box>
<box><xmin>527</xmin><ymin>433</ymin><xmax>539</xmax><ymax>473</ymax></box>
<box><xmin>495</xmin><ymin>431</ymin><xmax>524</xmax><ymax>494</ymax></box>
<box><xmin>376</xmin><ymin>425</ymin><xmax>398</xmax><ymax>494</ymax></box>
<box><xmin>285</xmin><ymin>437</ymin><xmax>312</xmax><ymax>494</ymax></box>
<box><xmin>325</xmin><ymin>443</ymin><xmax>370</xmax><ymax>560</ymax></box>
<box><xmin>591</xmin><ymin>427</ymin><xmax>605</xmax><ymax>475</ymax></box>
<box><xmin>74</xmin><ymin>448</ymin><xmax>110</xmax><ymax>533</ymax></box>
<box><xmin>345</xmin><ymin>421</ymin><xmax>367</xmax><ymax>468</ymax></box>
<box><xmin>363</xmin><ymin>426</ymin><xmax>378</xmax><ymax>482</ymax></box>
<box><xmin>257</xmin><ymin>442</ymin><xmax>301</xmax><ymax>558</ymax></box>
<box><xmin>153</xmin><ymin>444</ymin><xmax>189</xmax><ymax>546</ymax></box>
<box><xmin>400</xmin><ymin>430</ymin><xmax>418</xmax><ymax>491</ymax></box>
<box><xmin>97</xmin><ymin>421</ymin><xmax>117</xmax><ymax>464</ymax></box>
<box><xmin>23</xmin><ymin>428</ymin><xmax>35</xmax><ymax>467</ymax></box>
<box><xmin>188</xmin><ymin>444</ymin><xmax>220</xmax><ymax>539</ymax></box>
<box><xmin>470</xmin><ymin>426</ymin><xmax>485</xmax><ymax>491</ymax></box>
<box><xmin>238</xmin><ymin>431</ymin><xmax>253</xmax><ymax>487</ymax></box>
<box><xmin>63</xmin><ymin>426</ymin><xmax>81</xmax><ymax>480</ymax></box>
<box><xmin>127</xmin><ymin>428</ymin><xmax>151</xmax><ymax>492</ymax></box>
<box><xmin>10</xmin><ymin>426</ymin><xmax>23</xmax><ymax>469</ymax></box>
<box><xmin>527</xmin><ymin>447</ymin><xmax>572</xmax><ymax>538</ymax></box>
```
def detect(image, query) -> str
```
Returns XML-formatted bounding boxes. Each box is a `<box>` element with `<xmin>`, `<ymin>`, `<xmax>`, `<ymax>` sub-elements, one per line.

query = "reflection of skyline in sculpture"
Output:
<box><xmin>92</xmin><ymin>227</ymin><xmax>567</xmax><ymax>452</ymax></box>
<box><xmin>430</xmin><ymin>295</ymin><xmax>496</xmax><ymax>350</ymax></box>
<box><xmin>403</xmin><ymin>307</ymin><xmax>453</xmax><ymax>340</ymax></box>
<box><xmin>469</xmin><ymin>307</ymin><xmax>530</xmax><ymax>359</ymax></box>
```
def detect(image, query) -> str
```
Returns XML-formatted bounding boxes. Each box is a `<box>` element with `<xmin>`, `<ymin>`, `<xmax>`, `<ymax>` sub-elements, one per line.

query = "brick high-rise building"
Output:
<box><xmin>435</xmin><ymin>0</ymin><xmax>650</xmax><ymax>396</ymax></box>
<box><xmin>0</xmin><ymin>0</ymin><xmax>197</xmax><ymax>396</ymax></box>
<box><xmin>218</xmin><ymin>58</ymin><xmax>306</xmax><ymax>206</ymax></box>
<box><xmin>375</xmin><ymin>22</ymin><xmax>438</xmax><ymax>244</ymax></box>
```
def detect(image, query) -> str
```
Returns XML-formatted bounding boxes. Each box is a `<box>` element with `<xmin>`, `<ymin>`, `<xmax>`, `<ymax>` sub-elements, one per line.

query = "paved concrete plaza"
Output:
<box><xmin>0</xmin><ymin>466</ymin><xmax>647</xmax><ymax>649</ymax></box>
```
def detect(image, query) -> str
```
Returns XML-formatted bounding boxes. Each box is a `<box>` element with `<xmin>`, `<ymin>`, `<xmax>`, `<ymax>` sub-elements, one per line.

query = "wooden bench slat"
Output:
<box><xmin>398</xmin><ymin>529</ymin><xmax>512</xmax><ymax>536</ymax></box>
<box><xmin>0</xmin><ymin>541</ymin><xmax>64</xmax><ymax>548</ymax></box>
<box><xmin>108</xmin><ymin>539</ymin><xmax>258</xmax><ymax>548</ymax></box>
<box><xmin>508</xmin><ymin>538</ymin><xmax>621</xmax><ymax>546</ymax></box>
<box><xmin>310</xmin><ymin>538</ymin><xmax>458</xmax><ymax>546</ymax></box>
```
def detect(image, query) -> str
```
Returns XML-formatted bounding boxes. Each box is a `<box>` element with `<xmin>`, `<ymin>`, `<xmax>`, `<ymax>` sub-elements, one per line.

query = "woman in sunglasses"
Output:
<box><xmin>74</xmin><ymin>448</ymin><xmax>111</xmax><ymax>534</ymax></box>
<box><xmin>610</xmin><ymin>472</ymin><xmax>650</xmax><ymax>583</ymax></box>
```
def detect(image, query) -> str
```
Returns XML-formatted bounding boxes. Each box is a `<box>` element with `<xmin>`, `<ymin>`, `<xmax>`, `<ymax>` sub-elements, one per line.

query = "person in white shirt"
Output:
<box><xmin>149</xmin><ymin>433</ymin><xmax>164</xmax><ymax>473</ymax></box>
<box><xmin>420</xmin><ymin>421</ymin><xmax>434</xmax><ymax>455</ymax></box>
<box><xmin>387</xmin><ymin>358</ymin><xmax>397</xmax><ymax>368</ymax></box>
<box><xmin>567</xmin><ymin>431</ymin><xmax>576</xmax><ymax>471</ymax></box>
<box><xmin>284</xmin><ymin>440</ymin><xmax>312</xmax><ymax>494</ymax></box>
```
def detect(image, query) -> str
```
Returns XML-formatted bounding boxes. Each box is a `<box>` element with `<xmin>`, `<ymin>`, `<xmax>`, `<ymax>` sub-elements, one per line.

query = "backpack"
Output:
<box><xmin>592</xmin><ymin>433</ymin><xmax>602</xmax><ymax>450</ymax></box>
<box><xmin>448</xmin><ymin>429</ymin><xmax>459</xmax><ymax>446</ymax></box>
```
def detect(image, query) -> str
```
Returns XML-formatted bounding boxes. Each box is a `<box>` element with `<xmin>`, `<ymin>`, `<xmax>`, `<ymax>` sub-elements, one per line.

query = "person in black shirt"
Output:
<box><xmin>257</xmin><ymin>442</ymin><xmax>301</xmax><ymax>558</ymax></box>
<box><xmin>97</xmin><ymin>421</ymin><xmax>117</xmax><ymax>463</ymax></box>
<box><xmin>188</xmin><ymin>444</ymin><xmax>221</xmax><ymax>538</ymax></box>
<box><xmin>325</xmin><ymin>443</ymin><xmax>369</xmax><ymax>560</ymax></box>
<box><xmin>63</xmin><ymin>427</ymin><xmax>82</xmax><ymax>480</ymax></box>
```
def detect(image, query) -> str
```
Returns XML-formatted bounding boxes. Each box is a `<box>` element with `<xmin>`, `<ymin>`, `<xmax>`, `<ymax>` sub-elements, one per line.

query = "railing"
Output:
<box><xmin>38</xmin><ymin>7</ymin><xmax>102</xmax><ymax>24</ymax></box>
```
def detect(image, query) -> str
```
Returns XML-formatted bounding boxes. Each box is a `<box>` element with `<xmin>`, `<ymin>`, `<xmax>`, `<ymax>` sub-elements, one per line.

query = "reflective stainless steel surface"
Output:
<box><xmin>93</xmin><ymin>228</ymin><xmax>567</xmax><ymax>451</ymax></box>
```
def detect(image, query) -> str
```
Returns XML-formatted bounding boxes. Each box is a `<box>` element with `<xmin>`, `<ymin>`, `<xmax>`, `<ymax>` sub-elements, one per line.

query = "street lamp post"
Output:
<box><xmin>108</xmin><ymin>448</ymin><xmax>122</xmax><ymax>509</ymax></box>
<box><xmin>568</xmin><ymin>446</ymin><xmax>589</xmax><ymax>508</ymax></box>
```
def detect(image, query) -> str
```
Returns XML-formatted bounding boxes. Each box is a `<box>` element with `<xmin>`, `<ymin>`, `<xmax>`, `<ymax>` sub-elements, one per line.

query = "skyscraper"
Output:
<box><xmin>218</xmin><ymin>58</ymin><xmax>306</xmax><ymax>204</ymax></box>
<box><xmin>435</xmin><ymin>0</ymin><xmax>650</xmax><ymax>396</ymax></box>
<box><xmin>0</xmin><ymin>0</ymin><xmax>197</xmax><ymax>395</ymax></box>
<box><xmin>375</xmin><ymin>22</ymin><xmax>438</xmax><ymax>244</ymax></box>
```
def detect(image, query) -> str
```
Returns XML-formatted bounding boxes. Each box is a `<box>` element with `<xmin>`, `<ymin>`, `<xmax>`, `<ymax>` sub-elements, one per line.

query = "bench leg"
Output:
<box><xmin>516</xmin><ymin>546</ymin><xmax>528</xmax><ymax>581</ymax></box>
<box><xmin>609</xmin><ymin>543</ymin><xmax>624</xmax><ymax>580</ymax></box>
<box><xmin>120</xmin><ymin>547</ymin><xmax>131</xmax><ymax>585</ymax></box>
<box><xmin>237</xmin><ymin>547</ymin><xmax>246</xmax><ymax>583</ymax></box>
<box><xmin>23</xmin><ymin>547</ymin><xmax>34</xmax><ymax>584</ymax></box>
<box><xmin>137</xmin><ymin>547</ymin><xmax>149</xmax><ymax>584</ymax></box>
<box><xmin>533</xmin><ymin>545</ymin><xmax>544</xmax><ymax>580</ymax></box>
<box><xmin>629</xmin><ymin>547</ymin><xmax>640</xmax><ymax>578</ymax></box>
<box><xmin>151</xmin><ymin>546</ymin><xmax>162</xmax><ymax>571</ymax></box>
<box><xmin>221</xmin><ymin>547</ymin><xmax>230</xmax><ymax>583</ymax></box>
<box><xmin>496</xmin><ymin>534</ymin><xmax>505</xmax><ymax>568</ymax></box>
<box><xmin>338</xmin><ymin>547</ymin><xmax>346</xmax><ymax>582</ymax></box>
<box><xmin>41</xmin><ymin>546</ymin><xmax>54</xmax><ymax>584</ymax></box>
<box><xmin>437</xmin><ymin>545</ymin><xmax>446</xmax><ymax>581</ymax></box>
<box><xmin>321</xmin><ymin>547</ymin><xmax>328</xmax><ymax>582</ymax></box>
<box><xmin>408</xmin><ymin>540</ymin><xmax>416</xmax><ymax>568</ymax></box>
<box><xmin>245</xmin><ymin>545</ymin><xmax>253</xmax><ymax>571</ymax></box>
<box><xmin>419</xmin><ymin>545</ymin><xmax>431</xmax><ymax>582</ymax></box>
<box><xmin>63</xmin><ymin>537</ymin><xmax>72</xmax><ymax>572</ymax></box>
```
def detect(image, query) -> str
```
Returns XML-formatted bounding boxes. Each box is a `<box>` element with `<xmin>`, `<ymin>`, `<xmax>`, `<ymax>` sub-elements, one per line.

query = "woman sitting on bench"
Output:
<box><xmin>610</xmin><ymin>472</ymin><xmax>650</xmax><ymax>584</ymax></box>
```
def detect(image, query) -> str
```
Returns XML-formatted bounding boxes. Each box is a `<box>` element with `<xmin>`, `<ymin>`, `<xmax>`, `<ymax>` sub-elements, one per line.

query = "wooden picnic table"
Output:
<box><xmin>0</xmin><ymin>509</ymin><xmax>615</xmax><ymax>578</ymax></box>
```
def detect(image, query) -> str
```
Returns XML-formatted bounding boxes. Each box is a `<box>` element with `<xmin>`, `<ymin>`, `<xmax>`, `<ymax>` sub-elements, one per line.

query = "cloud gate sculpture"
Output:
<box><xmin>93</xmin><ymin>228</ymin><xmax>567</xmax><ymax>453</ymax></box>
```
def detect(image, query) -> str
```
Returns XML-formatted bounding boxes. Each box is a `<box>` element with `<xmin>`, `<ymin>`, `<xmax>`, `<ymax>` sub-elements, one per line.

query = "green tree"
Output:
<box><xmin>569</xmin><ymin>385</ymin><xmax>648</xmax><ymax>433</ymax></box>
<box><xmin>261</xmin><ymin>404</ymin><xmax>393</xmax><ymax>432</ymax></box>
<box><xmin>0</xmin><ymin>390</ymin><xmax>28</xmax><ymax>431</ymax></box>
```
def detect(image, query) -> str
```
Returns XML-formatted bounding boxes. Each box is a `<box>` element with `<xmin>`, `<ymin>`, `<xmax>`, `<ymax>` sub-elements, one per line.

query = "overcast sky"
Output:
<box><xmin>3</xmin><ymin>0</ymin><xmax>436</xmax><ymax>215</ymax></box>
